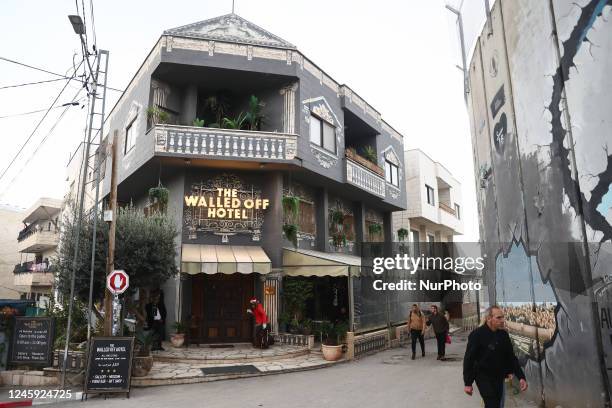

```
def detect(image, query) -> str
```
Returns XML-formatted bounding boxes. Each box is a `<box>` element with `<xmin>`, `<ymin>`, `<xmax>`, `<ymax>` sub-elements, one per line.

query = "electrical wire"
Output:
<box><xmin>0</xmin><ymin>88</ymin><xmax>85</xmax><ymax>197</ymax></box>
<box><xmin>0</xmin><ymin>99</ymin><xmax>84</xmax><ymax>120</ymax></box>
<box><xmin>0</xmin><ymin>56</ymin><xmax>122</xmax><ymax>93</ymax></box>
<box><xmin>0</xmin><ymin>60</ymin><xmax>84</xmax><ymax>184</ymax></box>
<box><xmin>0</xmin><ymin>77</ymin><xmax>66</xmax><ymax>90</ymax></box>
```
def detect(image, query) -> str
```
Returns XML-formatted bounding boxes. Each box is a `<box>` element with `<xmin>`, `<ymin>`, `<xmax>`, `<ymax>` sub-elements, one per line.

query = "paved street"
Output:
<box><xmin>61</xmin><ymin>333</ymin><xmax>536</xmax><ymax>408</ymax></box>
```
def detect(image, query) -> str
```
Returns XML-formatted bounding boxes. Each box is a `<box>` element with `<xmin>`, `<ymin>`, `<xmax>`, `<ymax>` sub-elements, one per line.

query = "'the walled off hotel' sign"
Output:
<box><xmin>183</xmin><ymin>174</ymin><xmax>269</xmax><ymax>241</ymax></box>
<box><xmin>184</xmin><ymin>188</ymin><xmax>270</xmax><ymax>220</ymax></box>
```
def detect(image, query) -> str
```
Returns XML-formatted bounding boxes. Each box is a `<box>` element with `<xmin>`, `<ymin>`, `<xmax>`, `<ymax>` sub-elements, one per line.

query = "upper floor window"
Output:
<box><xmin>309</xmin><ymin>114</ymin><xmax>336</xmax><ymax>154</ymax></box>
<box><xmin>426</xmin><ymin>184</ymin><xmax>435</xmax><ymax>206</ymax></box>
<box><xmin>385</xmin><ymin>160</ymin><xmax>399</xmax><ymax>186</ymax></box>
<box><xmin>124</xmin><ymin>122</ymin><xmax>135</xmax><ymax>154</ymax></box>
<box><xmin>454</xmin><ymin>204</ymin><xmax>461</xmax><ymax>219</ymax></box>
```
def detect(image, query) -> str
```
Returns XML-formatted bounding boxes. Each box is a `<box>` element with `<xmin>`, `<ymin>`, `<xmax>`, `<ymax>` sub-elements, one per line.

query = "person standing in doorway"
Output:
<box><xmin>426</xmin><ymin>305</ymin><xmax>449</xmax><ymax>360</ymax></box>
<box><xmin>146</xmin><ymin>290</ymin><xmax>167</xmax><ymax>351</ymax></box>
<box><xmin>408</xmin><ymin>304</ymin><xmax>426</xmax><ymax>359</ymax></box>
<box><xmin>463</xmin><ymin>305</ymin><xmax>527</xmax><ymax>408</ymax></box>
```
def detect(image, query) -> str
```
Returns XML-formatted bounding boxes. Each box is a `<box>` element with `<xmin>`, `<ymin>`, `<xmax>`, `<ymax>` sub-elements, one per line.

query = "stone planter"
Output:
<box><xmin>132</xmin><ymin>355</ymin><xmax>153</xmax><ymax>377</ymax></box>
<box><xmin>321</xmin><ymin>344</ymin><xmax>343</xmax><ymax>361</ymax></box>
<box><xmin>170</xmin><ymin>333</ymin><xmax>185</xmax><ymax>348</ymax></box>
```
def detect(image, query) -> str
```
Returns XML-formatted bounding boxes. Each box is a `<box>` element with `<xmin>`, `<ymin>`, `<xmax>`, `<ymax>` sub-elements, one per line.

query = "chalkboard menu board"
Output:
<box><xmin>84</xmin><ymin>337</ymin><xmax>134</xmax><ymax>397</ymax></box>
<box><xmin>9</xmin><ymin>317</ymin><xmax>55</xmax><ymax>366</ymax></box>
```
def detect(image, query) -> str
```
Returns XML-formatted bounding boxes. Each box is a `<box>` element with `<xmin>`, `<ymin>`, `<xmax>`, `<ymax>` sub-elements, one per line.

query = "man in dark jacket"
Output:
<box><xmin>145</xmin><ymin>290</ymin><xmax>167</xmax><ymax>351</ymax></box>
<box><xmin>426</xmin><ymin>305</ymin><xmax>449</xmax><ymax>360</ymax></box>
<box><xmin>463</xmin><ymin>305</ymin><xmax>528</xmax><ymax>408</ymax></box>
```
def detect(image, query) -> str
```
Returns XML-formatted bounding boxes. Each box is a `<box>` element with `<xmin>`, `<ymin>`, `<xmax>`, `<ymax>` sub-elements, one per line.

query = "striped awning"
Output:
<box><xmin>282</xmin><ymin>248</ymin><xmax>361</xmax><ymax>277</ymax></box>
<box><xmin>181</xmin><ymin>244</ymin><xmax>271</xmax><ymax>275</ymax></box>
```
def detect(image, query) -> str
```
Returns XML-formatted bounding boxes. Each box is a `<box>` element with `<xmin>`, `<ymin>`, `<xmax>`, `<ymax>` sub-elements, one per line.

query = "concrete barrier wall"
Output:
<box><xmin>466</xmin><ymin>1</ymin><xmax>612</xmax><ymax>406</ymax></box>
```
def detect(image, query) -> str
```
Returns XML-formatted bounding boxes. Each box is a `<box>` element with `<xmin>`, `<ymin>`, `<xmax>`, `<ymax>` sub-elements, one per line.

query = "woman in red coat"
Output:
<box><xmin>247</xmin><ymin>298</ymin><xmax>269</xmax><ymax>348</ymax></box>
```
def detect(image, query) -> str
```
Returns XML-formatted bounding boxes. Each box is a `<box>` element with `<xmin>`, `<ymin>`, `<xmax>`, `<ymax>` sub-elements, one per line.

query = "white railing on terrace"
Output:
<box><xmin>154</xmin><ymin>124</ymin><xmax>298</xmax><ymax>161</ymax></box>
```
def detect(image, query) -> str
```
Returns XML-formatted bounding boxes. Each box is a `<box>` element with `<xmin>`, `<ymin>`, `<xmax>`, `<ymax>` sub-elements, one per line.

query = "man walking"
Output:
<box><xmin>463</xmin><ymin>305</ymin><xmax>528</xmax><ymax>408</ymax></box>
<box><xmin>426</xmin><ymin>305</ymin><xmax>449</xmax><ymax>360</ymax></box>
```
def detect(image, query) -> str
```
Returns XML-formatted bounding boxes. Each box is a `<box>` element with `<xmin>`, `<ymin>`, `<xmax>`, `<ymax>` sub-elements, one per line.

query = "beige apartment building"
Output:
<box><xmin>13</xmin><ymin>197</ymin><xmax>62</xmax><ymax>306</ymax></box>
<box><xmin>393</xmin><ymin>149</ymin><xmax>463</xmax><ymax>248</ymax></box>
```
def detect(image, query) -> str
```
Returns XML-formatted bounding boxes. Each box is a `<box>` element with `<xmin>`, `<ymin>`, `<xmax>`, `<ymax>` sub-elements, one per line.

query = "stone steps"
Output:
<box><xmin>132</xmin><ymin>352</ymin><xmax>345</xmax><ymax>387</ymax></box>
<box><xmin>152</xmin><ymin>347</ymin><xmax>310</xmax><ymax>365</ymax></box>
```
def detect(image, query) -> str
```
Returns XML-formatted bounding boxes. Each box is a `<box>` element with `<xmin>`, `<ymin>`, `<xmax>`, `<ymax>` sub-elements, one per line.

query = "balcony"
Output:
<box><xmin>13</xmin><ymin>262</ymin><xmax>54</xmax><ymax>288</ymax></box>
<box><xmin>438</xmin><ymin>203</ymin><xmax>462</xmax><ymax>234</ymax></box>
<box><xmin>17</xmin><ymin>227</ymin><xmax>59</xmax><ymax>253</ymax></box>
<box><xmin>153</xmin><ymin>124</ymin><xmax>298</xmax><ymax>162</ymax></box>
<box><xmin>345</xmin><ymin>153</ymin><xmax>386</xmax><ymax>198</ymax></box>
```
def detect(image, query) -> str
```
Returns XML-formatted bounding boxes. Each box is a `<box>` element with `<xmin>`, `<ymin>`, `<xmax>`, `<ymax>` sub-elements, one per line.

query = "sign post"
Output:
<box><xmin>107</xmin><ymin>270</ymin><xmax>129</xmax><ymax>336</ymax></box>
<box><xmin>84</xmin><ymin>336</ymin><xmax>134</xmax><ymax>399</ymax></box>
<box><xmin>9</xmin><ymin>317</ymin><xmax>55</xmax><ymax>367</ymax></box>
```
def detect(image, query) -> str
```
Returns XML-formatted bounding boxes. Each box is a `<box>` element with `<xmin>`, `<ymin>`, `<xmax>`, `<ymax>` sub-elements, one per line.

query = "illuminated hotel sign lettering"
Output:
<box><xmin>184</xmin><ymin>188</ymin><xmax>270</xmax><ymax>220</ymax></box>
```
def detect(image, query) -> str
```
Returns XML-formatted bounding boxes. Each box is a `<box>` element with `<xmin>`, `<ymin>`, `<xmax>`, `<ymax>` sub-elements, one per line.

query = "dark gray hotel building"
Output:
<box><xmin>95</xmin><ymin>13</ymin><xmax>407</xmax><ymax>343</ymax></box>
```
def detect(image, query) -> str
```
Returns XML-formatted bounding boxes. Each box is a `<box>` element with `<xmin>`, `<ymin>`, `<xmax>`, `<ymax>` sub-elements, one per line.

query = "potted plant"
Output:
<box><xmin>397</xmin><ymin>228</ymin><xmax>409</xmax><ymax>242</ymax></box>
<box><xmin>300</xmin><ymin>318</ymin><xmax>313</xmax><ymax>336</ymax></box>
<box><xmin>170</xmin><ymin>321</ymin><xmax>186</xmax><ymax>348</ymax></box>
<box><xmin>132</xmin><ymin>330</ymin><xmax>156</xmax><ymax>377</ymax></box>
<box><xmin>148</xmin><ymin>184</ymin><xmax>169</xmax><ymax>212</ymax></box>
<box><xmin>282</xmin><ymin>196</ymin><xmax>300</xmax><ymax>248</ymax></box>
<box><xmin>320</xmin><ymin>321</ymin><xmax>343</xmax><ymax>361</ymax></box>
<box><xmin>361</xmin><ymin>145</ymin><xmax>378</xmax><ymax>164</ymax></box>
<box><xmin>330</xmin><ymin>209</ymin><xmax>347</xmax><ymax>249</ymax></box>
<box><xmin>147</xmin><ymin>106</ymin><xmax>169</xmax><ymax>125</ymax></box>
<box><xmin>192</xmin><ymin>118</ymin><xmax>205</xmax><ymax>127</ymax></box>
<box><xmin>245</xmin><ymin>95</ymin><xmax>265</xmax><ymax>131</ymax></box>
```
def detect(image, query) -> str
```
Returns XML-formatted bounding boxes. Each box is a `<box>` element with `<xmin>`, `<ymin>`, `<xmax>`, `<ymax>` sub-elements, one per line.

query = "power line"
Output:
<box><xmin>0</xmin><ymin>56</ymin><xmax>122</xmax><ymax>93</ymax></box>
<box><xmin>0</xmin><ymin>100</ymin><xmax>83</xmax><ymax>120</ymax></box>
<box><xmin>0</xmin><ymin>60</ymin><xmax>84</xmax><ymax>184</ymax></box>
<box><xmin>0</xmin><ymin>88</ymin><xmax>86</xmax><ymax>197</ymax></box>
<box><xmin>0</xmin><ymin>77</ymin><xmax>66</xmax><ymax>90</ymax></box>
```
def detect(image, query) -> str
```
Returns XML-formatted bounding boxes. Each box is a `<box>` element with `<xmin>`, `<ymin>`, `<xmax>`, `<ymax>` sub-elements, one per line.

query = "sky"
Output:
<box><xmin>0</xmin><ymin>0</ymin><xmax>488</xmax><ymax>241</ymax></box>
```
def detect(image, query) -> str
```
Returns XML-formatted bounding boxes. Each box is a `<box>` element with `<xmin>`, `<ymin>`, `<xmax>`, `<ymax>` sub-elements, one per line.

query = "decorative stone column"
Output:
<box><xmin>280</xmin><ymin>83</ymin><xmax>298</xmax><ymax>134</ymax></box>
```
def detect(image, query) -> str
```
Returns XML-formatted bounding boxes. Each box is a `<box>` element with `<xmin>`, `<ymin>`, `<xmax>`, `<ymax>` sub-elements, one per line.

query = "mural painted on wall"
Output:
<box><xmin>184</xmin><ymin>174</ymin><xmax>267</xmax><ymax>242</ymax></box>
<box><xmin>495</xmin><ymin>240</ymin><xmax>557</xmax><ymax>361</ymax></box>
<box><xmin>467</xmin><ymin>0</ymin><xmax>612</xmax><ymax>406</ymax></box>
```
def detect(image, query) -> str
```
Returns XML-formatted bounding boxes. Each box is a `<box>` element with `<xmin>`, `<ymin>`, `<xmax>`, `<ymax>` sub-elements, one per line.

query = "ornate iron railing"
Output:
<box><xmin>154</xmin><ymin>125</ymin><xmax>298</xmax><ymax>161</ymax></box>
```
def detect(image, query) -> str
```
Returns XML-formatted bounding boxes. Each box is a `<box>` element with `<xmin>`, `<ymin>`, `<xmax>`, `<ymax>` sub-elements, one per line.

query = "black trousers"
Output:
<box><xmin>152</xmin><ymin>321</ymin><xmax>164</xmax><ymax>349</ymax></box>
<box><xmin>254</xmin><ymin>325</ymin><xmax>270</xmax><ymax>349</ymax></box>
<box><xmin>435</xmin><ymin>331</ymin><xmax>447</xmax><ymax>357</ymax></box>
<box><xmin>410</xmin><ymin>329</ymin><xmax>424</xmax><ymax>355</ymax></box>
<box><xmin>475</xmin><ymin>375</ymin><xmax>505</xmax><ymax>408</ymax></box>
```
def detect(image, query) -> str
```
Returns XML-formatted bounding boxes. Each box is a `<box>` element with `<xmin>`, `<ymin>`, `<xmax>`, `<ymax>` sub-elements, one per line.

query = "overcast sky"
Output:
<box><xmin>0</xmin><ymin>0</ymin><xmax>487</xmax><ymax>241</ymax></box>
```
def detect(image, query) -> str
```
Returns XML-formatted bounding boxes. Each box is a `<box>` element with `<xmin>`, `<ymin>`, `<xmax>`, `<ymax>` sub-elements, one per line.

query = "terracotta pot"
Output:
<box><xmin>321</xmin><ymin>344</ymin><xmax>343</xmax><ymax>361</ymax></box>
<box><xmin>170</xmin><ymin>333</ymin><xmax>185</xmax><ymax>348</ymax></box>
<box><xmin>132</xmin><ymin>355</ymin><xmax>153</xmax><ymax>377</ymax></box>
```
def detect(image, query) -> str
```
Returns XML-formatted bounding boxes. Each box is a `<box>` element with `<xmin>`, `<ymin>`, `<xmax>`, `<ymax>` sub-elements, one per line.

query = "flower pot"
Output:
<box><xmin>132</xmin><ymin>355</ymin><xmax>153</xmax><ymax>377</ymax></box>
<box><xmin>321</xmin><ymin>344</ymin><xmax>343</xmax><ymax>361</ymax></box>
<box><xmin>170</xmin><ymin>333</ymin><xmax>185</xmax><ymax>348</ymax></box>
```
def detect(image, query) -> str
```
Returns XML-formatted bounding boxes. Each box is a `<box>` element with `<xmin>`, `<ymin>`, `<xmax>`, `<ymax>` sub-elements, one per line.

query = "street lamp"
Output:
<box><xmin>68</xmin><ymin>15</ymin><xmax>85</xmax><ymax>35</ymax></box>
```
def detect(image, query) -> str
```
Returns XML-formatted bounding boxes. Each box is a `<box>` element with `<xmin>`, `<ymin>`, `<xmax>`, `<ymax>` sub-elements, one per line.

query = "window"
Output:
<box><xmin>298</xmin><ymin>200</ymin><xmax>316</xmax><ymax>235</ymax></box>
<box><xmin>411</xmin><ymin>230</ymin><xmax>420</xmax><ymax>256</ymax></box>
<box><xmin>385</xmin><ymin>160</ymin><xmax>399</xmax><ymax>186</ymax></box>
<box><xmin>426</xmin><ymin>184</ymin><xmax>435</xmax><ymax>206</ymax></box>
<box><xmin>455</xmin><ymin>204</ymin><xmax>461</xmax><ymax>219</ymax></box>
<box><xmin>427</xmin><ymin>234</ymin><xmax>435</xmax><ymax>256</ymax></box>
<box><xmin>309</xmin><ymin>114</ymin><xmax>336</xmax><ymax>154</ymax></box>
<box><xmin>124</xmin><ymin>122</ymin><xmax>135</xmax><ymax>154</ymax></box>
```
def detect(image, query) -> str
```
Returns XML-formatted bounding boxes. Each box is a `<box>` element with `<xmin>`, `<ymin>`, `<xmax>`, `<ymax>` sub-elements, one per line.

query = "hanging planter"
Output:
<box><xmin>148</xmin><ymin>185</ymin><xmax>169</xmax><ymax>210</ymax></box>
<box><xmin>330</xmin><ymin>209</ymin><xmax>347</xmax><ymax>248</ymax></box>
<box><xmin>283</xmin><ymin>223</ymin><xmax>299</xmax><ymax>248</ymax></box>
<box><xmin>368</xmin><ymin>222</ymin><xmax>383</xmax><ymax>236</ymax></box>
<box><xmin>397</xmin><ymin>228</ymin><xmax>409</xmax><ymax>241</ymax></box>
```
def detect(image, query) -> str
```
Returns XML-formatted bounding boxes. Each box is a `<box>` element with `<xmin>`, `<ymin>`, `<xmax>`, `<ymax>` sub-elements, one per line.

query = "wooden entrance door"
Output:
<box><xmin>192</xmin><ymin>274</ymin><xmax>254</xmax><ymax>343</ymax></box>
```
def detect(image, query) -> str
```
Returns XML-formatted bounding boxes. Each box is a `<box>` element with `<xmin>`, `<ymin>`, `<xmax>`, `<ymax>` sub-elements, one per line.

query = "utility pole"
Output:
<box><xmin>104</xmin><ymin>130</ymin><xmax>119</xmax><ymax>336</ymax></box>
<box><xmin>62</xmin><ymin>17</ymin><xmax>104</xmax><ymax>388</ymax></box>
<box><xmin>87</xmin><ymin>50</ymin><xmax>109</xmax><ymax>343</ymax></box>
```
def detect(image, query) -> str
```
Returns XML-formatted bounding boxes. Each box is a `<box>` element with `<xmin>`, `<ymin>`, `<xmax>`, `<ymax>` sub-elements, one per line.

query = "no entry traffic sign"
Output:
<box><xmin>107</xmin><ymin>270</ymin><xmax>129</xmax><ymax>295</ymax></box>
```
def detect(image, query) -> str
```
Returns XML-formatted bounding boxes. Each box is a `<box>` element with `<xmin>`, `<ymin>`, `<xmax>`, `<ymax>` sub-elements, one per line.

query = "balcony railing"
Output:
<box><xmin>153</xmin><ymin>124</ymin><xmax>298</xmax><ymax>161</ymax></box>
<box><xmin>439</xmin><ymin>202</ymin><xmax>457</xmax><ymax>217</ymax></box>
<box><xmin>14</xmin><ymin>262</ymin><xmax>53</xmax><ymax>274</ymax></box>
<box><xmin>345</xmin><ymin>158</ymin><xmax>386</xmax><ymax>198</ymax></box>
